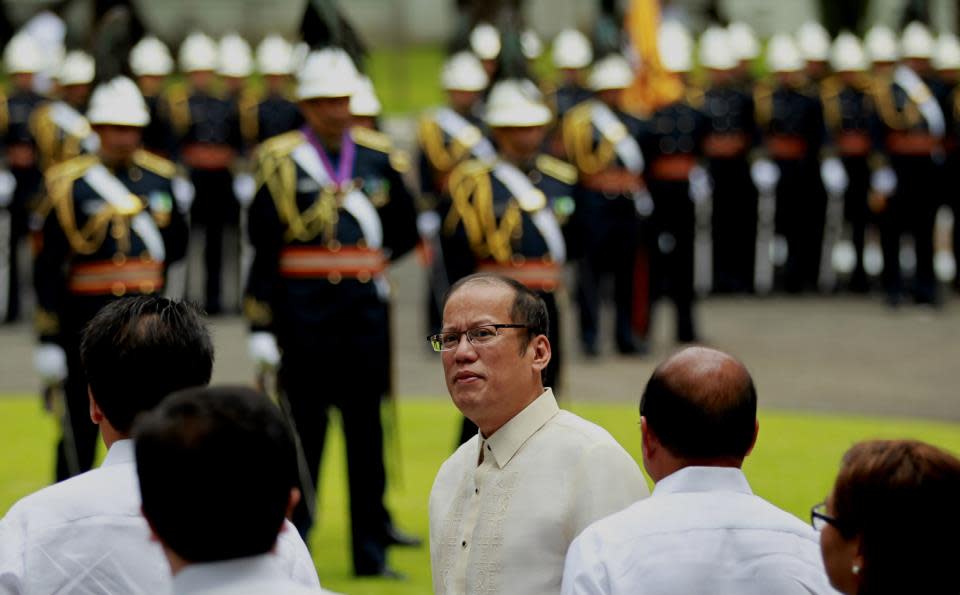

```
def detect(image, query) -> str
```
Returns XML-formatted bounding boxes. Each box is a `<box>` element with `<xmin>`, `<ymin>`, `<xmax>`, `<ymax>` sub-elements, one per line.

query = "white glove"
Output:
<box><xmin>750</xmin><ymin>158</ymin><xmax>780</xmax><ymax>194</ymax></box>
<box><xmin>633</xmin><ymin>188</ymin><xmax>654</xmax><ymax>217</ymax></box>
<box><xmin>688</xmin><ymin>165</ymin><xmax>713</xmax><ymax>204</ymax></box>
<box><xmin>820</xmin><ymin>157</ymin><xmax>849</xmax><ymax>195</ymax></box>
<box><xmin>172</xmin><ymin>176</ymin><xmax>195</xmax><ymax>214</ymax></box>
<box><xmin>0</xmin><ymin>170</ymin><xmax>16</xmax><ymax>208</ymax></box>
<box><xmin>233</xmin><ymin>173</ymin><xmax>257</xmax><ymax>208</ymax></box>
<box><xmin>248</xmin><ymin>332</ymin><xmax>281</xmax><ymax>369</ymax></box>
<box><xmin>34</xmin><ymin>344</ymin><xmax>67</xmax><ymax>385</ymax></box>
<box><xmin>416</xmin><ymin>211</ymin><xmax>441</xmax><ymax>239</ymax></box>
<box><xmin>871</xmin><ymin>167</ymin><xmax>897</xmax><ymax>196</ymax></box>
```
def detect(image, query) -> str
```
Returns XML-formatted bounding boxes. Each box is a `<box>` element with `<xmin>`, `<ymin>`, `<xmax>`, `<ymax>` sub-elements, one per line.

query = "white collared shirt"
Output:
<box><xmin>429</xmin><ymin>389</ymin><xmax>649</xmax><ymax>595</ymax></box>
<box><xmin>0</xmin><ymin>440</ymin><xmax>320</xmax><ymax>594</ymax></box>
<box><xmin>561</xmin><ymin>466</ymin><xmax>840</xmax><ymax>595</ymax></box>
<box><xmin>172</xmin><ymin>554</ymin><xmax>320</xmax><ymax>594</ymax></box>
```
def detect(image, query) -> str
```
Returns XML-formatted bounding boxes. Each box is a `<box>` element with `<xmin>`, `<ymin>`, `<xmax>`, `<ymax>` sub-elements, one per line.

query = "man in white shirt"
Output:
<box><xmin>429</xmin><ymin>273</ymin><xmax>648</xmax><ymax>594</ymax></box>
<box><xmin>134</xmin><ymin>385</ymin><xmax>321</xmax><ymax>594</ymax></box>
<box><xmin>561</xmin><ymin>346</ymin><xmax>838</xmax><ymax>595</ymax></box>
<box><xmin>0</xmin><ymin>297</ymin><xmax>320</xmax><ymax>593</ymax></box>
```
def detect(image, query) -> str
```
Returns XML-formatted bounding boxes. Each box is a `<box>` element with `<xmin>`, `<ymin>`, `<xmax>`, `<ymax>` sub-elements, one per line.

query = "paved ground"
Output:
<box><xmin>2</xmin><ymin>254</ymin><xmax>958</xmax><ymax>422</ymax></box>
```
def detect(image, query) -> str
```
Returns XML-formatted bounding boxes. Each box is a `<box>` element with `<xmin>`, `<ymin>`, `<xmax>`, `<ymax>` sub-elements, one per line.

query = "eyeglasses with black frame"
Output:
<box><xmin>810</xmin><ymin>501</ymin><xmax>846</xmax><ymax>533</ymax></box>
<box><xmin>428</xmin><ymin>324</ymin><xmax>530</xmax><ymax>352</ymax></box>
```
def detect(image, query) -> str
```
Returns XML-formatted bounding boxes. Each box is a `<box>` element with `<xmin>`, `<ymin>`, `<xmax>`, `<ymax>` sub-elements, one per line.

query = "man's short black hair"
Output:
<box><xmin>444</xmin><ymin>273</ymin><xmax>549</xmax><ymax>352</ymax></box>
<box><xmin>80</xmin><ymin>296</ymin><xmax>213</xmax><ymax>433</ymax></box>
<box><xmin>640</xmin><ymin>359</ymin><xmax>757</xmax><ymax>460</ymax></box>
<box><xmin>134</xmin><ymin>385</ymin><xmax>298</xmax><ymax>563</ymax></box>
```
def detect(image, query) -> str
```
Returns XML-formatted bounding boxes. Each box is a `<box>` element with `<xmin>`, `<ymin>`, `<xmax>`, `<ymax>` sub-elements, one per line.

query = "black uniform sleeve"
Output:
<box><xmin>160</xmin><ymin>179</ymin><xmax>189</xmax><ymax>265</ymax></box>
<box><xmin>244</xmin><ymin>180</ymin><xmax>284</xmax><ymax>333</ymax></box>
<box><xmin>32</xmin><ymin>195</ymin><xmax>69</xmax><ymax>344</ymax></box>
<box><xmin>379</xmin><ymin>155</ymin><xmax>419</xmax><ymax>261</ymax></box>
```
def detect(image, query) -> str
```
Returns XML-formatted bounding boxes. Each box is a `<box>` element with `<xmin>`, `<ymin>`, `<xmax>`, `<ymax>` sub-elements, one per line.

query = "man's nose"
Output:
<box><xmin>452</xmin><ymin>333</ymin><xmax>478</xmax><ymax>361</ymax></box>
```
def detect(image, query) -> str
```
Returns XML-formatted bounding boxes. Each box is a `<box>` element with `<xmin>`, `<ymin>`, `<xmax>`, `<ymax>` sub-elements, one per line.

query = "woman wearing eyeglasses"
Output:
<box><xmin>812</xmin><ymin>439</ymin><xmax>960</xmax><ymax>594</ymax></box>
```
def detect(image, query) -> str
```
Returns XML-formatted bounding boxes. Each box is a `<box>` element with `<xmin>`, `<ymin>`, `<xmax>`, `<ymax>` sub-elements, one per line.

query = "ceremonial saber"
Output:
<box><xmin>818</xmin><ymin>187</ymin><xmax>846</xmax><ymax>293</ymax></box>
<box><xmin>754</xmin><ymin>187</ymin><xmax>777</xmax><ymax>295</ymax></box>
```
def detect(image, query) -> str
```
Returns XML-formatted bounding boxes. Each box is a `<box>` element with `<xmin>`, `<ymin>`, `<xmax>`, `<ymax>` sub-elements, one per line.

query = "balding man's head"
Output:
<box><xmin>640</xmin><ymin>347</ymin><xmax>757</xmax><ymax>463</ymax></box>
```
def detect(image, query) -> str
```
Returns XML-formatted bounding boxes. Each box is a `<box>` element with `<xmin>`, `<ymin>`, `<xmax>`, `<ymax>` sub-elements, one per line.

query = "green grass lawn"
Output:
<box><xmin>1</xmin><ymin>395</ymin><xmax>958</xmax><ymax>594</ymax></box>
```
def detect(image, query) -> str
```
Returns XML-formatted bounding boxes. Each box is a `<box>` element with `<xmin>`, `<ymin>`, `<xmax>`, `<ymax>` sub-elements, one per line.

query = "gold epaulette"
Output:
<box><xmin>133</xmin><ymin>150</ymin><xmax>177</xmax><ymax>178</ymax></box>
<box><xmin>259</xmin><ymin>130</ymin><xmax>305</xmax><ymax>159</ymax></box>
<box><xmin>753</xmin><ymin>81</ymin><xmax>774</xmax><ymax>128</ymax></box>
<box><xmin>163</xmin><ymin>84</ymin><xmax>191</xmax><ymax>137</ymax></box>
<box><xmin>351</xmin><ymin>126</ymin><xmax>393</xmax><ymax>153</ymax></box>
<box><xmin>536</xmin><ymin>154</ymin><xmax>578</xmax><ymax>185</ymax></box>
<box><xmin>45</xmin><ymin>154</ymin><xmax>97</xmax><ymax>191</ymax></box>
<box><xmin>819</xmin><ymin>75</ymin><xmax>843</xmax><ymax>132</ymax></box>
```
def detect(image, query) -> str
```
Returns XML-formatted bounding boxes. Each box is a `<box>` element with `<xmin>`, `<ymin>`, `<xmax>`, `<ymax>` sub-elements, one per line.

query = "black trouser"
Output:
<box><xmin>841</xmin><ymin>156</ymin><xmax>871</xmax><ymax>291</ymax></box>
<box><xmin>882</xmin><ymin>156</ymin><xmax>940</xmax><ymax>303</ymax></box>
<box><xmin>190</xmin><ymin>168</ymin><xmax>238</xmax><ymax>314</ymax></box>
<box><xmin>2</xmin><ymin>167</ymin><xmax>40</xmax><ymax>323</ymax></box>
<box><xmin>648</xmin><ymin>180</ymin><xmax>696</xmax><ymax>343</ymax></box>
<box><xmin>575</xmin><ymin>192</ymin><xmax>639</xmax><ymax>352</ymax></box>
<box><xmin>279</xmin><ymin>321</ymin><xmax>392</xmax><ymax>575</ymax></box>
<box><xmin>709</xmin><ymin>158</ymin><xmax>757</xmax><ymax>293</ymax></box>
<box><xmin>458</xmin><ymin>290</ymin><xmax>561</xmax><ymax>445</ymax></box>
<box><xmin>775</xmin><ymin>159</ymin><xmax>827</xmax><ymax>293</ymax></box>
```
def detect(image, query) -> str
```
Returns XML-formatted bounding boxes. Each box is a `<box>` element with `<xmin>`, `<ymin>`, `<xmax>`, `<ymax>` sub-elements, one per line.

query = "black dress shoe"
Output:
<box><xmin>384</xmin><ymin>525</ymin><xmax>422</xmax><ymax>548</ymax></box>
<box><xmin>356</xmin><ymin>566</ymin><xmax>407</xmax><ymax>580</ymax></box>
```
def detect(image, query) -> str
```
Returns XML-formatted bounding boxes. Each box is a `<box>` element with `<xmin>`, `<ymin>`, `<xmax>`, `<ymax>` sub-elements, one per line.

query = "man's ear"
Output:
<box><xmin>640</xmin><ymin>416</ymin><xmax>655</xmax><ymax>459</ymax></box>
<box><xmin>285</xmin><ymin>487</ymin><xmax>301</xmax><ymax>522</ymax></box>
<box><xmin>88</xmin><ymin>386</ymin><xmax>104</xmax><ymax>425</ymax></box>
<box><xmin>530</xmin><ymin>334</ymin><xmax>552</xmax><ymax>372</ymax></box>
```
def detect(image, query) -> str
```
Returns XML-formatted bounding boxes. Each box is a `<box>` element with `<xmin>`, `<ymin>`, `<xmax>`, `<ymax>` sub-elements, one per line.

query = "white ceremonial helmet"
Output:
<box><xmin>179</xmin><ymin>32</ymin><xmax>219</xmax><ymax>72</ymax></box>
<box><xmin>56</xmin><ymin>50</ymin><xmax>95</xmax><ymax>86</ymax></box>
<box><xmin>699</xmin><ymin>25</ymin><xmax>737</xmax><ymax>71</ymax></box>
<box><xmin>727</xmin><ymin>21</ymin><xmax>760</xmax><ymax>61</ymax></box>
<box><xmin>350</xmin><ymin>75</ymin><xmax>382</xmax><ymax>117</ymax></box>
<box><xmin>864</xmin><ymin>24</ymin><xmax>900</xmax><ymax>64</ymax></box>
<box><xmin>485</xmin><ymin>79</ymin><xmax>551</xmax><ymax>127</ymax></box>
<box><xmin>658</xmin><ymin>21</ymin><xmax>694</xmax><ymax>73</ymax></box>
<box><xmin>522</xmin><ymin>29</ymin><xmax>543</xmax><ymax>60</ymax></box>
<box><xmin>796</xmin><ymin>21</ymin><xmax>831</xmax><ymax>62</ymax></box>
<box><xmin>588</xmin><ymin>53</ymin><xmax>634</xmax><ymax>91</ymax></box>
<box><xmin>441</xmin><ymin>51</ymin><xmax>489</xmax><ymax>91</ymax></box>
<box><xmin>86</xmin><ymin>76</ymin><xmax>150</xmax><ymax>127</ymax></box>
<box><xmin>830</xmin><ymin>32</ymin><xmax>868</xmax><ymax>73</ymax></box>
<box><xmin>766</xmin><ymin>32</ymin><xmax>804</xmax><ymax>73</ymax></box>
<box><xmin>218</xmin><ymin>33</ymin><xmax>254</xmax><ymax>77</ymax></box>
<box><xmin>130</xmin><ymin>36</ymin><xmax>174</xmax><ymax>77</ymax></box>
<box><xmin>296</xmin><ymin>47</ymin><xmax>360</xmax><ymax>99</ymax></box>
<box><xmin>4</xmin><ymin>31</ymin><xmax>44</xmax><ymax>74</ymax></box>
<box><xmin>552</xmin><ymin>28</ymin><xmax>593</xmax><ymax>69</ymax></box>
<box><xmin>256</xmin><ymin>35</ymin><xmax>294</xmax><ymax>75</ymax></box>
<box><xmin>901</xmin><ymin>21</ymin><xmax>935</xmax><ymax>60</ymax></box>
<box><xmin>470</xmin><ymin>22</ymin><xmax>501</xmax><ymax>60</ymax></box>
<box><xmin>933</xmin><ymin>33</ymin><xmax>960</xmax><ymax>71</ymax></box>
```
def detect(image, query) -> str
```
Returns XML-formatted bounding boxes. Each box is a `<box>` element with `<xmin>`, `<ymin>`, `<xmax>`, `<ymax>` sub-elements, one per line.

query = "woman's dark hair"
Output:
<box><xmin>831</xmin><ymin>440</ymin><xmax>960</xmax><ymax>594</ymax></box>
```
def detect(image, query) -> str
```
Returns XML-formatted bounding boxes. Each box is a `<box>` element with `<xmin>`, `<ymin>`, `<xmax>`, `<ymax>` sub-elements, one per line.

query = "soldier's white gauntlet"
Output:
<box><xmin>248</xmin><ymin>332</ymin><xmax>281</xmax><ymax>369</ymax></box>
<box><xmin>750</xmin><ymin>158</ymin><xmax>780</xmax><ymax>194</ymax></box>
<box><xmin>870</xmin><ymin>167</ymin><xmax>897</xmax><ymax>196</ymax></box>
<box><xmin>34</xmin><ymin>344</ymin><xmax>67</xmax><ymax>386</ymax></box>
<box><xmin>0</xmin><ymin>170</ymin><xmax>16</xmax><ymax>208</ymax></box>
<box><xmin>820</xmin><ymin>157</ymin><xmax>849</xmax><ymax>195</ymax></box>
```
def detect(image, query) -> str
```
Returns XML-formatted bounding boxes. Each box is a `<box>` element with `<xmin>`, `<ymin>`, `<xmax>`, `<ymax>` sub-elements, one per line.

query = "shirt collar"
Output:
<box><xmin>653</xmin><ymin>466</ymin><xmax>753</xmax><ymax>497</ymax></box>
<box><xmin>480</xmin><ymin>388</ymin><xmax>559</xmax><ymax>469</ymax></box>
<box><xmin>101</xmin><ymin>439</ymin><xmax>135</xmax><ymax>467</ymax></box>
<box><xmin>172</xmin><ymin>554</ymin><xmax>283</xmax><ymax>593</ymax></box>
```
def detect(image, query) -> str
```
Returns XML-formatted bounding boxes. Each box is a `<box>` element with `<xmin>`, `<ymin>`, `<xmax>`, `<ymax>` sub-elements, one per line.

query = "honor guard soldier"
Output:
<box><xmin>246</xmin><ymin>35</ymin><xmax>303</xmax><ymax>148</ymax></box>
<box><xmin>1</xmin><ymin>32</ymin><xmax>47</xmax><ymax>323</ymax></box>
<box><xmin>217</xmin><ymin>33</ymin><xmax>254</xmax><ymax>101</ymax></box>
<box><xmin>727</xmin><ymin>22</ymin><xmax>761</xmax><ymax>89</ymax></box>
<box><xmin>469</xmin><ymin>22</ymin><xmax>501</xmax><ymax>81</ymax></box>
<box><xmin>562</xmin><ymin>53</ymin><xmax>647</xmax><ymax>356</ymax></box>
<box><xmin>821</xmin><ymin>33</ymin><xmax>877</xmax><ymax>292</ymax></box>
<box><xmin>244</xmin><ymin>44</ymin><xmax>420</xmax><ymax>577</ymax></box>
<box><xmin>172</xmin><ymin>32</ymin><xmax>243</xmax><ymax>314</ymax></box>
<box><xmin>441</xmin><ymin>74</ymin><xmax>577</xmax><ymax>440</ymax></box>
<box><xmin>640</xmin><ymin>26</ymin><xmax>707</xmax><ymax>343</ymax></box>
<box><xmin>866</xmin><ymin>24</ymin><xmax>945</xmax><ymax>305</ymax></box>
<box><xmin>350</xmin><ymin>75</ymin><xmax>383</xmax><ymax>131</ymax></box>
<box><xmin>797</xmin><ymin>21</ymin><xmax>832</xmax><ymax>85</ymax></box>
<box><xmin>129</xmin><ymin>36</ymin><xmax>177</xmax><ymax>157</ymax></box>
<box><xmin>933</xmin><ymin>34</ymin><xmax>960</xmax><ymax>291</ymax></box>
<box><xmin>32</xmin><ymin>51</ymin><xmax>99</xmax><ymax>172</ymax></box>
<box><xmin>699</xmin><ymin>26</ymin><xmax>760</xmax><ymax>294</ymax></box>
<box><xmin>549</xmin><ymin>29</ymin><xmax>594</xmax><ymax>120</ymax></box>
<box><xmin>754</xmin><ymin>34</ymin><xmax>840</xmax><ymax>294</ymax></box>
<box><xmin>417</xmin><ymin>51</ymin><xmax>492</xmax><ymax>334</ymax></box>
<box><xmin>32</xmin><ymin>76</ymin><xmax>187</xmax><ymax>481</ymax></box>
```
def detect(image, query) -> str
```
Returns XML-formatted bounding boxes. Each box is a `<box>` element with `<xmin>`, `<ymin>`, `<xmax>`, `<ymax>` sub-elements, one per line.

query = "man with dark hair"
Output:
<box><xmin>562</xmin><ymin>347</ymin><xmax>835</xmax><ymax>594</ymax></box>
<box><xmin>429</xmin><ymin>273</ymin><xmax>647</xmax><ymax>594</ymax></box>
<box><xmin>134</xmin><ymin>385</ymin><xmax>319</xmax><ymax>593</ymax></box>
<box><xmin>0</xmin><ymin>297</ymin><xmax>320</xmax><ymax>593</ymax></box>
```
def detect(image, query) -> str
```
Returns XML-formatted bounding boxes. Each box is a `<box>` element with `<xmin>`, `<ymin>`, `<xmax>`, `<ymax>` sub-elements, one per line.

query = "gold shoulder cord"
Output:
<box><xmin>418</xmin><ymin>115</ymin><xmax>459</xmax><ymax>173</ymax></box>
<box><xmin>870</xmin><ymin>77</ymin><xmax>919</xmax><ymax>131</ymax></box>
<box><xmin>258</xmin><ymin>139</ymin><xmax>338</xmax><ymax>243</ymax></box>
<box><xmin>47</xmin><ymin>156</ymin><xmax>114</xmax><ymax>255</ymax></box>
<box><xmin>0</xmin><ymin>93</ymin><xmax>8</xmax><ymax>135</ymax></box>
<box><xmin>30</xmin><ymin>105</ymin><xmax>57</xmax><ymax>171</ymax></box>
<box><xmin>820</xmin><ymin>76</ymin><xmax>843</xmax><ymax>133</ymax></box>
<box><xmin>563</xmin><ymin>103</ymin><xmax>615</xmax><ymax>175</ymax></box>
<box><xmin>444</xmin><ymin>161</ymin><xmax>521</xmax><ymax>263</ymax></box>
<box><xmin>133</xmin><ymin>150</ymin><xmax>177</xmax><ymax>178</ymax></box>
<box><xmin>754</xmin><ymin>83</ymin><xmax>773</xmax><ymax>129</ymax></box>
<box><xmin>239</xmin><ymin>89</ymin><xmax>261</xmax><ymax>147</ymax></box>
<box><xmin>164</xmin><ymin>85</ymin><xmax>192</xmax><ymax>138</ymax></box>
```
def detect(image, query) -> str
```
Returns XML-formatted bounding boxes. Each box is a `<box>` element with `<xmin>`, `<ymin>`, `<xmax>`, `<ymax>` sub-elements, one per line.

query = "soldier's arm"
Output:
<box><xmin>381</xmin><ymin>149</ymin><xmax>420</xmax><ymax>260</ymax></box>
<box><xmin>32</xmin><ymin>187</ymin><xmax>70</xmax><ymax>345</ymax></box>
<box><xmin>244</xmin><ymin>170</ymin><xmax>284</xmax><ymax>334</ymax></box>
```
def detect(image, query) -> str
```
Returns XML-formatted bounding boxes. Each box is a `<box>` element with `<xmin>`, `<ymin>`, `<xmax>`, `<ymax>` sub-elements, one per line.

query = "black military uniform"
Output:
<box><xmin>168</xmin><ymin>84</ymin><xmax>243</xmax><ymax>313</ymax></box>
<box><xmin>702</xmin><ymin>81</ymin><xmax>759</xmax><ymax>293</ymax></box>
<box><xmin>440</xmin><ymin>153</ymin><xmax>577</xmax><ymax>407</ymax></box>
<box><xmin>755</xmin><ymin>80</ymin><xmax>829</xmax><ymax>293</ymax></box>
<box><xmin>34</xmin><ymin>150</ymin><xmax>187</xmax><ymax>480</ymax></box>
<box><xmin>562</xmin><ymin>99</ymin><xmax>646</xmax><ymax>354</ymax></box>
<box><xmin>245</xmin><ymin>126</ymin><xmax>418</xmax><ymax>575</ymax></box>
<box><xmin>240</xmin><ymin>88</ymin><xmax>304</xmax><ymax>149</ymax></box>
<box><xmin>870</xmin><ymin>72</ymin><xmax>943</xmax><ymax>304</ymax></box>
<box><xmin>640</xmin><ymin>93</ymin><xmax>709</xmax><ymax>342</ymax></box>
<box><xmin>820</xmin><ymin>73</ymin><xmax>878</xmax><ymax>292</ymax></box>
<box><xmin>141</xmin><ymin>89</ymin><xmax>178</xmax><ymax>158</ymax></box>
<box><xmin>0</xmin><ymin>87</ymin><xmax>47</xmax><ymax>322</ymax></box>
